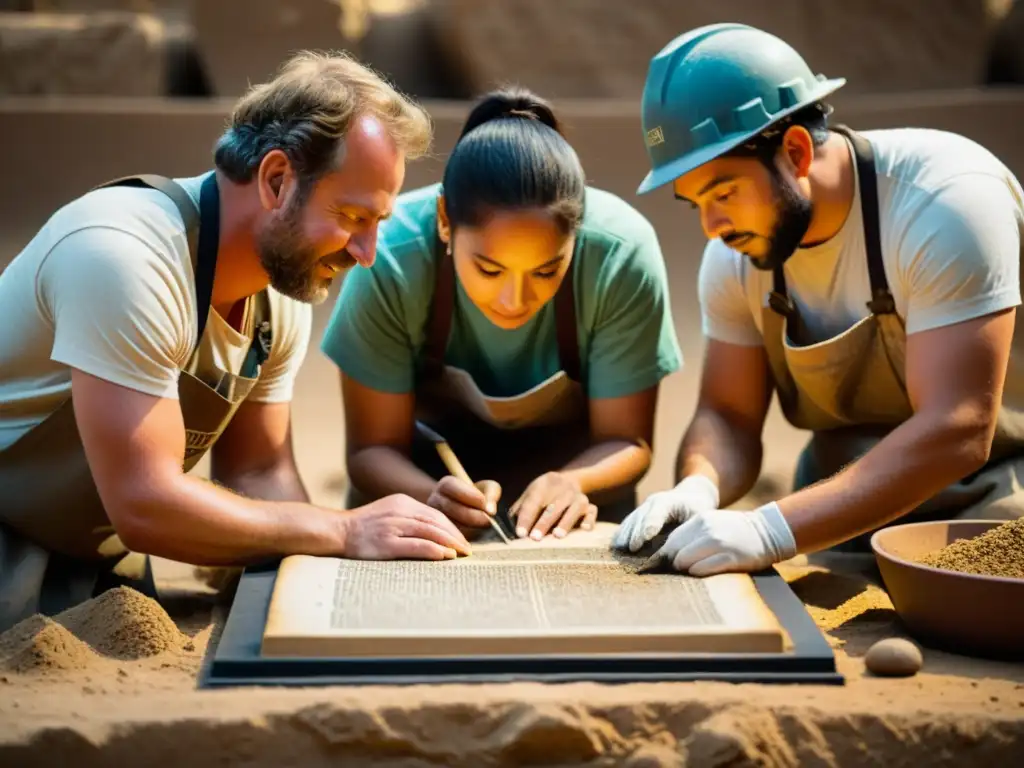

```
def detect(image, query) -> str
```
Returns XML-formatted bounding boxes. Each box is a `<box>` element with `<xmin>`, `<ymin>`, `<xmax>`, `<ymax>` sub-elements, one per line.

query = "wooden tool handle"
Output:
<box><xmin>434</xmin><ymin>441</ymin><xmax>511</xmax><ymax>544</ymax></box>
<box><xmin>436</xmin><ymin>442</ymin><xmax>474</xmax><ymax>486</ymax></box>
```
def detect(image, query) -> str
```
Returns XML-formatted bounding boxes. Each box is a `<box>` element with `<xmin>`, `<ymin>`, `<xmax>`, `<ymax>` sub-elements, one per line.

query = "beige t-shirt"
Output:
<box><xmin>0</xmin><ymin>172</ymin><xmax>312</xmax><ymax>452</ymax></box>
<box><xmin>699</xmin><ymin>127</ymin><xmax>1024</xmax><ymax>347</ymax></box>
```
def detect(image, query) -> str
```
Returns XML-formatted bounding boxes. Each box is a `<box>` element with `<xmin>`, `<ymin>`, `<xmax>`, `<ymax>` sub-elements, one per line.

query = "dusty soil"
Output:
<box><xmin>0</xmin><ymin>545</ymin><xmax>1022</xmax><ymax>767</ymax></box>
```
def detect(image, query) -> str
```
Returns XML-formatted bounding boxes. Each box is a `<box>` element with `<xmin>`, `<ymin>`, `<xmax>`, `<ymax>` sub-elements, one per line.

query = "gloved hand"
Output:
<box><xmin>653</xmin><ymin>502</ymin><xmax>798</xmax><ymax>576</ymax></box>
<box><xmin>612</xmin><ymin>474</ymin><xmax>720</xmax><ymax>552</ymax></box>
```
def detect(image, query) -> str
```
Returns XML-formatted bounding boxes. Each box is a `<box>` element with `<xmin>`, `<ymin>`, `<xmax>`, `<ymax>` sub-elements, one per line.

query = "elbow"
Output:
<box><xmin>946</xmin><ymin>417</ymin><xmax>996</xmax><ymax>478</ymax></box>
<box><xmin>958</xmin><ymin>430</ymin><xmax>993</xmax><ymax>475</ymax></box>
<box><xmin>101</xmin><ymin>480</ymin><xmax>177</xmax><ymax>556</ymax></box>
<box><xmin>111</xmin><ymin>516</ymin><xmax>158</xmax><ymax>556</ymax></box>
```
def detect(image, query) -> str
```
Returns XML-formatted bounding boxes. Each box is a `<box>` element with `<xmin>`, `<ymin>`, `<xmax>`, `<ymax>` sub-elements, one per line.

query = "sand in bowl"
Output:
<box><xmin>0</xmin><ymin>586</ymin><xmax>194</xmax><ymax>676</ymax></box>
<box><xmin>916</xmin><ymin>517</ymin><xmax>1024</xmax><ymax>579</ymax></box>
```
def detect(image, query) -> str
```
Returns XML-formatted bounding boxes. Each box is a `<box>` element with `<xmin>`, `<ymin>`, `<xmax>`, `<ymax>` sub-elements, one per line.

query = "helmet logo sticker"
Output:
<box><xmin>645</xmin><ymin>126</ymin><xmax>665</xmax><ymax>147</ymax></box>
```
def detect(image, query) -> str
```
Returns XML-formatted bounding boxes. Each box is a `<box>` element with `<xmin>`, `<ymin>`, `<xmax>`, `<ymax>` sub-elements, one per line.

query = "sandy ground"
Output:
<box><xmin>0</xmin><ymin>544</ymin><xmax>1022</xmax><ymax>766</ymax></box>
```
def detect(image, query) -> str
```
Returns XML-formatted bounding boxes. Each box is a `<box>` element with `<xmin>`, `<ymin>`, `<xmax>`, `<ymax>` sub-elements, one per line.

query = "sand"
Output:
<box><xmin>917</xmin><ymin>517</ymin><xmax>1024</xmax><ymax>579</ymax></box>
<box><xmin>0</xmin><ymin>550</ymin><xmax>1022</xmax><ymax>766</ymax></box>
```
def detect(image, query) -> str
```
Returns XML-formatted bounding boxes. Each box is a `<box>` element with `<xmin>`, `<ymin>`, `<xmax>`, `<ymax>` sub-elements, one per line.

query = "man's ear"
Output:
<box><xmin>436</xmin><ymin>193</ymin><xmax>451</xmax><ymax>245</ymax></box>
<box><xmin>256</xmin><ymin>149</ymin><xmax>296</xmax><ymax>211</ymax></box>
<box><xmin>780</xmin><ymin>125</ymin><xmax>815</xmax><ymax>179</ymax></box>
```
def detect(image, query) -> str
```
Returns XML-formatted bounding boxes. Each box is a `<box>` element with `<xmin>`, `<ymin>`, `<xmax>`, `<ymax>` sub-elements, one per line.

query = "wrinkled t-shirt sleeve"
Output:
<box><xmin>896</xmin><ymin>173</ymin><xmax>1023</xmax><ymax>335</ymax></box>
<box><xmin>586</xmin><ymin>224</ymin><xmax>683</xmax><ymax>399</ymax></box>
<box><xmin>38</xmin><ymin>226</ymin><xmax>192</xmax><ymax>399</ymax></box>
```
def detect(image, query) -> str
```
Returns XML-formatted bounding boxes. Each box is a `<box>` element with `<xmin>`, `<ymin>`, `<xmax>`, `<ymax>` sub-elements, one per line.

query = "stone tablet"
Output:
<box><xmin>261</xmin><ymin>524</ymin><xmax>787</xmax><ymax>658</ymax></box>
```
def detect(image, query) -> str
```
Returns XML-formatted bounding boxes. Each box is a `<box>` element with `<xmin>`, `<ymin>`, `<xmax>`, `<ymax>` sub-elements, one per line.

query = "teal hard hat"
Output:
<box><xmin>637</xmin><ymin>23</ymin><xmax>846</xmax><ymax>195</ymax></box>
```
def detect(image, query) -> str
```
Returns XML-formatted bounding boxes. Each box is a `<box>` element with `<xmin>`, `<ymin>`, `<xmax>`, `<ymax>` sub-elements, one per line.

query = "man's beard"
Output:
<box><xmin>256</xmin><ymin>197</ymin><xmax>335</xmax><ymax>305</ymax></box>
<box><xmin>727</xmin><ymin>169</ymin><xmax>813</xmax><ymax>272</ymax></box>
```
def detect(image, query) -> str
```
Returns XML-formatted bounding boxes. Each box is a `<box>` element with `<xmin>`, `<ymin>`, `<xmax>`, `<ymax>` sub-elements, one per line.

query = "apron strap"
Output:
<box><xmin>554</xmin><ymin>261</ymin><xmax>582</xmax><ymax>383</ymax></box>
<box><xmin>91</xmin><ymin>173</ymin><xmax>220</xmax><ymax>346</ymax></box>
<box><xmin>833</xmin><ymin>125</ymin><xmax>896</xmax><ymax>315</ymax></box>
<box><xmin>422</xmin><ymin>236</ymin><xmax>455</xmax><ymax>380</ymax></box>
<box><xmin>768</xmin><ymin>124</ymin><xmax>894</xmax><ymax>319</ymax></box>
<box><xmin>422</xmin><ymin>238</ymin><xmax>582</xmax><ymax>383</ymax></box>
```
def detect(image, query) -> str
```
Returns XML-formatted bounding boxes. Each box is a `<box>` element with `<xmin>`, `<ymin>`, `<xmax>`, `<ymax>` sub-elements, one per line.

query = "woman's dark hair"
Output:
<box><xmin>442</xmin><ymin>87</ymin><xmax>586</xmax><ymax>234</ymax></box>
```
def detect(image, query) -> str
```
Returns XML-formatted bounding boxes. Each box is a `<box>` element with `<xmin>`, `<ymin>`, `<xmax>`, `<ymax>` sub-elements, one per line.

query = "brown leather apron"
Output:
<box><xmin>345</xmin><ymin>238</ymin><xmax>638</xmax><ymax>527</ymax></box>
<box><xmin>0</xmin><ymin>173</ymin><xmax>273</xmax><ymax>631</ymax></box>
<box><xmin>764</xmin><ymin>126</ymin><xmax>1024</xmax><ymax>551</ymax></box>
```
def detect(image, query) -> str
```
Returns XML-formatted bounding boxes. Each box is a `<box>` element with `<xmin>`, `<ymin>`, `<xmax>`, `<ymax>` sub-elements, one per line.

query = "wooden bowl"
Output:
<box><xmin>870</xmin><ymin>520</ymin><xmax>1024</xmax><ymax>660</ymax></box>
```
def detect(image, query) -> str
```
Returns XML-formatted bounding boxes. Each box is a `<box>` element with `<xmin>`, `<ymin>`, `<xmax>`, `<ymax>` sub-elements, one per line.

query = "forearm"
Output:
<box><xmin>781</xmin><ymin>412</ymin><xmax>991</xmax><ymax>553</ymax></box>
<box><xmin>560</xmin><ymin>440</ymin><xmax>651</xmax><ymax>497</ymax></box>
<box><xmin>113</xmin><ymin>474</ymin><xmax>343</xmax><ymax>566</ymax></box>
<box><xmin>347</xmin><ymin>445</ymin><xmax>437</xmax><ymax>505</ymax></box>
<box><xmin>213</xmin><ymin>461</ymin><xmax>311</xmax><ymax>503</ymax></box>
<box><xmin>676</xmin><ymin>406</ymin><xmax>763</xmax><ymax>506</ymax></box>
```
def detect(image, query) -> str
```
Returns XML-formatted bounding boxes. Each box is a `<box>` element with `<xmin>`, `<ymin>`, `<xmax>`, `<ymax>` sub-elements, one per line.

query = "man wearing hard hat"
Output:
<box><xmin>613</xmin><ymin>23</ymin><xmax>1024</xmax><ymax>574</ymax></box>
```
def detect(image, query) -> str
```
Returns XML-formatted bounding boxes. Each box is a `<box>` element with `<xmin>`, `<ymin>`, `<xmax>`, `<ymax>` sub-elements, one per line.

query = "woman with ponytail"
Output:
<box><xmin>321</xmin><ymin>87</ymin><xmax>682</xmax><ymax>542</ymax></box>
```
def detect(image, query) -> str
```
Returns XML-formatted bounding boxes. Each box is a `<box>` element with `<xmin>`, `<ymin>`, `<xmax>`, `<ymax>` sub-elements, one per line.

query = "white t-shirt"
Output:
<box><xmin>699</xmin><ymin>128</ymin><xmax>1024</xmax><ymax>349</ymax></box>
<box><xmin>0</xmin><ymin>172</ymin><xmax>312</xmax><ymax>452</ymax></box>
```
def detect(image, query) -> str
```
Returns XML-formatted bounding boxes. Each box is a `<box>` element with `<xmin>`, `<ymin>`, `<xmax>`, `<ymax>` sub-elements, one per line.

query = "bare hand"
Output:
<box><xmin>342</xmin><ymin>493</ymin><xmax>472</xmax><ymax>560</ymax></box>
<box><xmin>510</xmin><ymin>472</ymin><xmax>597</xmax><ymax>540</ymax></box>
<box><xmin>426</xmin><ymin>475</ymin><xmax>502</xmax><ymax>531</ymax></box>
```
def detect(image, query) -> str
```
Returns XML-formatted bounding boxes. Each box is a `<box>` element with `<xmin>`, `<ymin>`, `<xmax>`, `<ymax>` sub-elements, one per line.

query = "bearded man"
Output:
<box><xmin>0</xmin><ymin>51</ymin><xmax>471</xmax><ymax>631</ymax></box>
<box><xmin>614</xmin><ymin>23</ymin><xmax>1024</xmax><ymax>575</ymax></box>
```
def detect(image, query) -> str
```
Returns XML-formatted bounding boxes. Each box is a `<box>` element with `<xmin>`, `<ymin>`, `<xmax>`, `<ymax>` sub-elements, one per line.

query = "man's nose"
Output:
<box><xmin>347</xmin><ymin>227</ymin><xmax>378</xmax><ymax>268</ymax></box>
<box><xmin>701</xmin><ymin>203</ymin><xmax>731</xmax><ymax>241</ymax></box>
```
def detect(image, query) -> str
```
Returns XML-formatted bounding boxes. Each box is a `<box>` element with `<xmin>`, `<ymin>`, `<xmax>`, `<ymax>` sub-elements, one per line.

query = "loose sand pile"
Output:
<box><xmin>0</xmin><ymin>554</ymin><xmax>1021</xmax><ymax>766</ymax></box>
<box><xmin>0</xmin><ymin>587</ymin><xmax>194</xmax><ymax>676</ymax></box>
<box><xmin>917</xmin><ymin>517</ymin><xmax>1024</xmax><ymax>579</ymax></box>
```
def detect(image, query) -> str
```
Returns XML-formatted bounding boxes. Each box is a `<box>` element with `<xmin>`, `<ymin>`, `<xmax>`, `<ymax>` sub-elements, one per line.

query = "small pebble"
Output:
<box><xmin>864</xmin><ymin>637</ymin><xmax>923</xmax><ymax>677</ymax></box>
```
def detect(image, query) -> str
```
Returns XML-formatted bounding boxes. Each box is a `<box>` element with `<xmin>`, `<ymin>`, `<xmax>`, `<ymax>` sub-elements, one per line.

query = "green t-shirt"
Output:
<box><xmin>320</xmin><ymin>183</ymin><xmax>682</xmax><ymax>400</ymax></box>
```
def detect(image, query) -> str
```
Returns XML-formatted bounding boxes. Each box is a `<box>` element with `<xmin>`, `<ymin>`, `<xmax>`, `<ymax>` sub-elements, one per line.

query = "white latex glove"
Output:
<box><xmin>654</xmin><ymin>502</ymin><xmax>798</xmax><ymax>576</ymax></box>
<box><xmin>612</xmin><ymin>474</ymin><xmax>720</xmax><ymax>553</ymax></box>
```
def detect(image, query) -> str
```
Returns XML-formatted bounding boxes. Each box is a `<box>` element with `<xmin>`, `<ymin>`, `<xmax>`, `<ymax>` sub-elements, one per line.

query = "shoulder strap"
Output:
<box><xmin>422</xmin><ymin>238</ymin><xmax>582</xmax><ymax>383</ymax></box>
<box><xmin>831</xmin><ymin>125</ymin><xmax>895</xmax><ymax>315</ymax></box>
<box><xmin>92</xmin><ymin>174</ymin><xmax>200</xmax><ymax>256</ymax></box>
<box><xmin>422</xmin><ymin>236</ymin><xmax>454</xmax><ymax>379</ymax></box>
<box><xmin>554</xmin><ymin>263</ymin><xmax>582</xmax><ymax>383</ymax></box>
<box><xmin>91</xmin><ymin>173</ymin><xmax>221</xmax><ymax>345</ymax></box>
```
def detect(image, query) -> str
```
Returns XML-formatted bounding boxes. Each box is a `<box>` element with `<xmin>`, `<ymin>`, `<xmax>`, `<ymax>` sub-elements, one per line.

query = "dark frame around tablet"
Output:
<box><xmin>197</xmin><ymin>561</ymin><xmax>845</xmax><ymax>688</ymax></box>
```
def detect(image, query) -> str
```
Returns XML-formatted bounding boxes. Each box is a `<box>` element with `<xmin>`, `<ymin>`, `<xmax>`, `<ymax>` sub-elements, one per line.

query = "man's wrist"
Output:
<box><xmin>754</xmin><ymin>501</ymin><xmax>798</xmax><ymax>561</ymax></box>
<box><xmin>286</xmin><ymin>505</ymin><xmax>351</xmax><ymax>558</ymax></box>
<box><xmin>672</xmin><ymin>473</ymin><xmax>721</xmax><ymax>509</ymax></box>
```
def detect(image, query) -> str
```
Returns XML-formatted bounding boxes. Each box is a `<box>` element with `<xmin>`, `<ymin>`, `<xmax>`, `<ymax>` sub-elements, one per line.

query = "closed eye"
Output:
<box><xmin>714</xmin><ymin>185</ymin><xmax>738</xmax><ymax>204</ymax></box>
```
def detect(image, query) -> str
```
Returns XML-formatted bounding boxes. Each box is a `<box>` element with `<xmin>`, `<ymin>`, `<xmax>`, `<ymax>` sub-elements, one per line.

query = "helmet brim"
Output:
<box><xmin>635</xmin><ymin>77</ymin><xmax>847</xmax><ymax>195</ymax></box>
